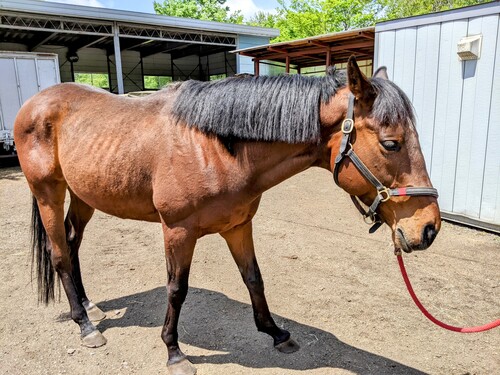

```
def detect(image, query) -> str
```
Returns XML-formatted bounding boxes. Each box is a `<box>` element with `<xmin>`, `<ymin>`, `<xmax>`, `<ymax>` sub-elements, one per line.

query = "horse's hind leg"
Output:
<box><xmin>221</xmin><ymin>221</ymin><xmax>300</xmax><ymax>353</ymax></box>
<box><xmin>32</xmin><ymin>183</ymin><xmax>106</xmax><ymax>348</ymax></box>
<box><xmin>65</xmin><ymin>191</ymin><xmax>105</xmax><ymax>322</ymax></box>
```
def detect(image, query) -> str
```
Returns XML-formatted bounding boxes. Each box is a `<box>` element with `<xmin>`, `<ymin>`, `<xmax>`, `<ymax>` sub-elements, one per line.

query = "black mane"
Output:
<box><xmin>170</xmin><ymin>70</ymin><xmax>416</xmax><ymax>145</ymax></box>
<box><xmin>171</xmin><ymin>71</ymin><xmax>346</xmax><ymax>144</ymax></box>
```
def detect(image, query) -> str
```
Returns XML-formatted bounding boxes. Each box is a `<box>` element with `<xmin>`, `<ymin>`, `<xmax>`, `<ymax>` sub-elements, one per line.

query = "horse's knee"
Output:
<box><xmin>167</xmin><ymin>282</ymin><xmax>188</xmax><ymax>306</ymax></box>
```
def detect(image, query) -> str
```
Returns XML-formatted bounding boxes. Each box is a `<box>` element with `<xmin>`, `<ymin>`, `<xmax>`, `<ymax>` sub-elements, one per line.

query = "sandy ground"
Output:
<box><xmin>0</xmin><ymin>165</ymin><xmax>498</xmax><ymax>375</ymax></box>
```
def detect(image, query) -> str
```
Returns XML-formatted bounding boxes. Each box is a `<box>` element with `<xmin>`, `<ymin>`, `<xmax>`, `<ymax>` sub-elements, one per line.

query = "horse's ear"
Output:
<box><xmin>373</xmin><ymin>66</ymin><xmax>388</xmax><ymax>80</ymax></box>
<box><xmin>347</xmin><ymin>56</ymin><xmax>375</xmax><ymax>104</ymax></box>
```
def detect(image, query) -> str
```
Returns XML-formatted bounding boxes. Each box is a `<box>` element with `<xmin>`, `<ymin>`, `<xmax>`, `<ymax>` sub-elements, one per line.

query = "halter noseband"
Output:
<box><xmin>333</xmin><ymin>94</ymin><xmax>439</xmax><ymax>233</ymax></box>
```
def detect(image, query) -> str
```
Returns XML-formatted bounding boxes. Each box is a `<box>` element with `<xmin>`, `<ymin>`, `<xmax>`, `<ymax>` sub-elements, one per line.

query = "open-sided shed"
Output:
<box><xmin>0</xmin><ymin>0</ymin><xmax>278</xmax><ymax>93</ymax></box>
<box><xmin>233</xmin><ymin>27</ymin><xmax>375</xmax><ymax>76</ymax></box>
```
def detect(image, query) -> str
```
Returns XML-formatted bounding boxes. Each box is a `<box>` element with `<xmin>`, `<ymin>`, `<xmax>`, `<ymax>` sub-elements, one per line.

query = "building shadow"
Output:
<box><xmin>94</xmin><ymin>286</ymin><xmax>427</xmax><ymax>375</ymax></box>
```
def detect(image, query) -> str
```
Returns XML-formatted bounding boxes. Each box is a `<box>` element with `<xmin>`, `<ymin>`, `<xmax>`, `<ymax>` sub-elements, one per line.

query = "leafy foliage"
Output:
<box><xmin>75</xmin><ymin>73</ymin><xmax>109</xmax><ymax>89</ymax></box>
<box><xmin>379</xmin><ymin>0</ymin><xmax>490</xmax><ymax>20</ymax></box>
<box><xmin>153</xmin><ymin>0</ymin><xmax>243</xmax><ymax>23</ymax></box>
<box><xmin>153</xmin><ymin>0</ymin><xmax>489</xmax><ymax>42</ymax></box>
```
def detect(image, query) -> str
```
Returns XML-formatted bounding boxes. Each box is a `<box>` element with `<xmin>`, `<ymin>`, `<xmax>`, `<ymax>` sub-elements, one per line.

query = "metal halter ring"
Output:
<box><xmin>378</xmin><ymin>187</ymin><xmax>391</xmax><ymax>202</ymax></box>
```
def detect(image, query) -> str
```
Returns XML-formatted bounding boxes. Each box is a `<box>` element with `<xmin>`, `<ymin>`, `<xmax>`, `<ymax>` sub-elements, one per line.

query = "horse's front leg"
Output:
<box><xmin>160</xmin><ymin>222</ymin><xmax>197</xmax><ymax>375</ymax></box>
<box><xmin>221</xmin><ymin>221</ymin><xmax>300</xmax><ymax>353</ymax></box>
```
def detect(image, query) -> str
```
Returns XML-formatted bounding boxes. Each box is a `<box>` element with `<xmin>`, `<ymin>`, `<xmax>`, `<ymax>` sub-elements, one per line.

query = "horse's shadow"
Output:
<box><xmin>95</xmin><ymin>287</ymin><xmax>425</xmax><ymax>375</ymax></box>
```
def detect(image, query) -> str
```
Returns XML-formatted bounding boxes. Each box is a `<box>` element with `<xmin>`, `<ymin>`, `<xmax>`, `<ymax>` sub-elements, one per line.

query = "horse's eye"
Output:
<box><xmin>381</xmin><ymin>140</ymin><xmax>401</xmax><ymax>152</ymax></box>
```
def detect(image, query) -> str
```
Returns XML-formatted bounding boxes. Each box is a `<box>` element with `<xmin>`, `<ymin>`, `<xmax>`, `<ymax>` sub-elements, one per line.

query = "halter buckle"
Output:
<box><xmin>378</xmin><ymin>187</ymin><xmax>391</xmax><ymax>202</ymax></box>
<box><xmin>341</xmin><ymin>118</ymin><xmax>354</xmax><ymax>134</ymax></box>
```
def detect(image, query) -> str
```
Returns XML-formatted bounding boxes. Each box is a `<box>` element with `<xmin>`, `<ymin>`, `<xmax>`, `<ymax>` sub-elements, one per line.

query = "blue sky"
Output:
<box><xmin>46</xmin><ymin>0</ymin><xmax>280</xmax><ymax>19</ymax></box>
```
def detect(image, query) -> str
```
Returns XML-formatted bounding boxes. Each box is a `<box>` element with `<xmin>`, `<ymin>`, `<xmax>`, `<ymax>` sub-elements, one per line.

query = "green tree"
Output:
<box><xmin>249</xmin><ymin>0</ymin><xmax>381</xmax><ymax>42</ymax></box>
<box><xmin>153</xmin><ymin>0</ymin><xmax>243</xmax><ymax>23</ymax></box>
<box><xmin>379</xmin><ymin>0</ymin><xmax>490</xmax><ymax>20</ymax></box>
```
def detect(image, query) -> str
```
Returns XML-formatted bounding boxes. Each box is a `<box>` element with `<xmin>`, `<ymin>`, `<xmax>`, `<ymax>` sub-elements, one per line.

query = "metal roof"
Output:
<box><xmin>232</xmin><ymin>27</ymin><xmax>375</xmax><ymax>68</ymax></box>
<box><xmin>0</xmin><ymin>0</ymin><xmax>280</xmax><ymax>60</ymax></box>
<box><xmin>0</xmin><ymin>0</ymin><xmax>280</xmax><ymax>37</ymax></box>
<box><xmin>376</xmin><ymin>1</ymin><xmax>500</xmax><ymax>32</ymax></box>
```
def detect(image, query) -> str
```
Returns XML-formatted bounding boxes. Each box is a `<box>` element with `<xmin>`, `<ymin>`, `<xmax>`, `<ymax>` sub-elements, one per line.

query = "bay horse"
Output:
<box><xmin>14</xmin><ymin>57</ymin><xmax>440</xmax><ymax>375</ymax></box>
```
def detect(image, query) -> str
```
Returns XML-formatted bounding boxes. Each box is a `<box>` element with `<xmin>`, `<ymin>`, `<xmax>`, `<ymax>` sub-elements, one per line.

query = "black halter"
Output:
<box><xmin>333</xmin><ymin>94</ymin><xmax>439</xmax><ymax>233</ymax></box>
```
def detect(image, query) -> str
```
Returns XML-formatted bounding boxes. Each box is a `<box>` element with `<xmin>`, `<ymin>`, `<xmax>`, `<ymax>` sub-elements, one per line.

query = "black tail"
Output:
<box><xmin>31</xmin><ymin>196</ymin><xmax>56</xmax><ymax>304</ymax></box>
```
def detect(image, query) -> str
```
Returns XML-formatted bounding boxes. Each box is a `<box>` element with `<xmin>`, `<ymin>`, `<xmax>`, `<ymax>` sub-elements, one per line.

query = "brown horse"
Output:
<box><xmin>14</xmin><ymin>57</ymin><xmax>440</xmax><ymax>375</ymax></box>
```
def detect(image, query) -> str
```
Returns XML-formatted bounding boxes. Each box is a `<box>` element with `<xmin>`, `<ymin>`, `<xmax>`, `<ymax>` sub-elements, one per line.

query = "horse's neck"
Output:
<box><xmin>240</xmin><ymin>142</ymin><xmax>320</xmax><ymax>193</ymax></box>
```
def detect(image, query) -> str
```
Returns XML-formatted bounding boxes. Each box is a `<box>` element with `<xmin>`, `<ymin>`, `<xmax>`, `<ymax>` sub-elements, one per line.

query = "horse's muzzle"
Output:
<box><xmin>396</xmin><ymin>224</ymin><xmax>438</xmax><ymax>253</ymax></box>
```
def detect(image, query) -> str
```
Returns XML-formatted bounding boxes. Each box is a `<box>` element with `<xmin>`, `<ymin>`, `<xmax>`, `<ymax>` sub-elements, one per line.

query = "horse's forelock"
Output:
<box><xmin>370</xmin><ymin>78</ymin><xmax>416</xmax><ymax>129</ymax></box>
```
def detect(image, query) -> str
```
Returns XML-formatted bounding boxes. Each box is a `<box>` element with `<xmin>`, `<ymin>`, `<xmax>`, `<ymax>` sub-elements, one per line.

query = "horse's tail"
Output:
<box><xmin>31</xmin><ymin>196</ymin><xmax>56</xmax><ymax>304</ymax></box>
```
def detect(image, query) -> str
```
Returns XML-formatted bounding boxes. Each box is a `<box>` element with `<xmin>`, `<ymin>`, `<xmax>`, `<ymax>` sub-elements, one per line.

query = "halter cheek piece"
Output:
<box><xmin>333</xmin><ymin>94</ymin><xmax>439</xmax><ymax>233</ymax></box>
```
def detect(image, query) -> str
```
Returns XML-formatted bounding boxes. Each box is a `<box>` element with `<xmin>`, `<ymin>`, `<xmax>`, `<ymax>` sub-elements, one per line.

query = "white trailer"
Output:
<box><xmin>0</xmin><ymin>51</ymin><xmax>60</xmax><ymax>153</ymax></box>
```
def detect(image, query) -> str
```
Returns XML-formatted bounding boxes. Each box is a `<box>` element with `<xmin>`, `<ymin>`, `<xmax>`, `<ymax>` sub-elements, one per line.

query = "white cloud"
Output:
<box><xmin>226</xmin><ymin>0</ymin><xmax>275</xmax><ymax>20</ymax></box>
<box><xmin>44</xmin><ymin>0</ymin><xmax>105</xmax><ymax>7</ymax></box>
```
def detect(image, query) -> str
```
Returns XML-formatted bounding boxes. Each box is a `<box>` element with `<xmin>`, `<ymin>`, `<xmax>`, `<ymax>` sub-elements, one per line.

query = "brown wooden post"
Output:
<box><xmin>285</xmin><ymin>55</ymin><xmax>290</xmax><ymax>73</ymax></box>
<box><xmin>326</xmin><ymin>48</ymin><xmax>331</xmax><ymax>68</ymax></box>
<box><xmin>297</xmin><ymin>66</ymin><xmax>301</xmax><ymax>75</ymax></box>
<box><xmin>254</xmin><ymin>58</ymin><xmax>260</xmax><ymax>76</ymax></box>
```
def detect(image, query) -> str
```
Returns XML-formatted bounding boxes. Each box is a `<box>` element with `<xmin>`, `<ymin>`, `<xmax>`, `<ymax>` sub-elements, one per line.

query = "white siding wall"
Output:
<box><xmin>375</xmin><ymin>6</ymin><xmax>500</xmax><ymax>230</ymax></box>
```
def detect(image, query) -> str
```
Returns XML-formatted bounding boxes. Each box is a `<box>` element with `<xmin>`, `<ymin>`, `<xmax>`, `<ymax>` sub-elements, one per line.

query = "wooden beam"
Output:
<box><xmin>308</xmin><ymin>40</ymin><xmax>328</xmax><ymax>48</ymax></box>
<box><xmin>285</xmin><ymin>55</ymin><xmax>290</xmax><ymax>73</ymax></box>
<box><xmin>267</xmin><ymin>46</ymin><xmax>288</xmax><ymax>54</ymax></box>
<box><xmin>359</xmin><ymin>31</ymin><xmax>375</xmax><ymax>39</ymax></box>
<box><xmin>326</xmin><ymin>48</ymin><xmax>331</xmax><ymax>67</ymax></box>
<box><xmin>253</xmin><ymin>40</ymin><xmax>373</xmax><ymax>61</ymax></box>
<box><xmin>254</xmin><ymin>58</ymin><xmax>260</xmax><ymax>76</ymax></box>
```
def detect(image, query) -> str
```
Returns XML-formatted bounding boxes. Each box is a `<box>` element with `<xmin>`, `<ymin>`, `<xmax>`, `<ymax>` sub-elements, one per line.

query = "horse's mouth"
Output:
<box><xmin>395</xmin><ymin>227</ymin><xmax>429</xmax><ymax>253</ymax></box>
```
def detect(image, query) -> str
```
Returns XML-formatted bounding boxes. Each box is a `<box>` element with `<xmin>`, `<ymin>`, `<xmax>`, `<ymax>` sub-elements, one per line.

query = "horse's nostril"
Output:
<box><xmin>422</xmin><ymin>224</ymin><xmax>437</xmax><ymax>247</ymax></box>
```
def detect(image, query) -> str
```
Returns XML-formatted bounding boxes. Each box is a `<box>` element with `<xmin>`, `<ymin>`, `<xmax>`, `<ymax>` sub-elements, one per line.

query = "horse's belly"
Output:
<box><xmin>63</xmin><ymin>164</ymin><xmax>159</xmax><ymax>222</ymax></box>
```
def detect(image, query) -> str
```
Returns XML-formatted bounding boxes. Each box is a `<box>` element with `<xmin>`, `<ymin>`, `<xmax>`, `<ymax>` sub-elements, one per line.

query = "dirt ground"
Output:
<box><xmin>0</xmin><ymin>165</ymin><xmax>498</xmax><ymax>375</ymax></box>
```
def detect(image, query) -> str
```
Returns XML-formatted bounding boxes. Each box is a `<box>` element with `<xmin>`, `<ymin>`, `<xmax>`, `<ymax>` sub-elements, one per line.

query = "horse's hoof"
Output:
<box><xmin>81</xmin><ymin>330</ymin><xmax>107</xmax><ymax>348</ymax></box>
<box><xmin>167</xmin><ymin>358</ymin><xmax>197</xmax><ymax>375</ymax></box>
<box><xmin>85</xmin><ymin>302</ymin><xmax>106</xmax><ymax>322</ymax></box>
<box><xmin>275</xmin><ymin>337</ymin><xmax>300</xmax><ymax>353</ymax></box>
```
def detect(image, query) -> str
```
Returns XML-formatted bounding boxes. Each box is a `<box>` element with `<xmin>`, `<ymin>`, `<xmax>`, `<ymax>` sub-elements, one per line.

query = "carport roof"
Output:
<box><xmin>0</xmin><ymin>0</ymin><xmax>279</xmax><ymax>61</ymax></box>
<box><xmin>0</xmin><ymin>0</ymin><xmax>280</xmax><ymax>37</ymax></box>
<box><xmin>233</xmin><ymin>27</ymin><xmax>375</xmax><ymax>68</ymax></box>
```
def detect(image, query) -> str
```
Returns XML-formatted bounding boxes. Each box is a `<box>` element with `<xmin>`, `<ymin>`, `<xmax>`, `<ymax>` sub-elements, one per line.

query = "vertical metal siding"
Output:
<box><xmin>393</xmin><ymin>28</ymin><xmax>417</xmax><ymax>100</ymax></box>
<box><xmin>375</xmin><ymin>10</ymin><xmax>500</xmax><ymax>230</ymax></box>
<box><xmin>480</xmin><ymin>16</ymin><xmax>500</xmax><ymax>224</ymax></box>
<box><xmin>412</xmin><ymin>23</ymin><xmax>441</xmax><ymax>167</ymax></box>
<box><xmin>455</xmin><ymin>15</ymin><xmax>498</xmax><ymax>218</ymax></box>
<box><xmin>431</xmin><ymin>20</ymin><xmax>468</xmax><ymax>213</ymax></box>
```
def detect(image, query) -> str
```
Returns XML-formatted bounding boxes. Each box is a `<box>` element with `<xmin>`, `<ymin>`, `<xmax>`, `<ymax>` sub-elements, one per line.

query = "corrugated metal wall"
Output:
<box><xmin>375</xmin><ymin>3</ymin><xmax>500</xmax><ymax>231</ymax></box>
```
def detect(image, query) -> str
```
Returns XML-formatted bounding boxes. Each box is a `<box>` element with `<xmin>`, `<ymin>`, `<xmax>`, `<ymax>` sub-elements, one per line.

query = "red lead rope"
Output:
<box><xmin>396</xmin><ymin>254</ymin><xmax>500</xmax><ymax>333</ymax></box>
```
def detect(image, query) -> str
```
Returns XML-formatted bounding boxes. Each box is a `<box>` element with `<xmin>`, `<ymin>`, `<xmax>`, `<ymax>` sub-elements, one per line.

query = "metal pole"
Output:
<box><xmin>113</xmin><ymin>23</ymin><xmax>124</xmax><ymax>94</ymax></box>
<box><xmin>106</xmin><ymin>51</ymin><xmax>113</xmax><ymax>92</ymax></box>
<box><xmin>140</xmin><ymin>53</ymin><xmax>145</xmax><ymax>90</ymax></box>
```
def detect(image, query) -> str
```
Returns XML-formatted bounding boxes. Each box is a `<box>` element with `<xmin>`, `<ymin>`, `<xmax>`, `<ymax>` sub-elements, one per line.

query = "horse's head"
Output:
<box><xmin>324</xmin><ymin>57</ymin><xmax>441</xmax><ymax>253</ymax></box>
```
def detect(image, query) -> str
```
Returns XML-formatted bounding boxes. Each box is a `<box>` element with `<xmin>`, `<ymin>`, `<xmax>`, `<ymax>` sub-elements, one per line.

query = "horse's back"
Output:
<box><xmin>14</xmin><ymin>83</ymin><xmax>173</xmax><ymax>221</ymax></box>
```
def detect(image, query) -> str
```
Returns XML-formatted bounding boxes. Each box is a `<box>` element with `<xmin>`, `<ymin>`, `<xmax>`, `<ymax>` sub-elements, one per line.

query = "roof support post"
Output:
<box><xmin>285</xmin><ymin>55</ymin><xmax>290</xmax><ymax>73</ymax></box>
<box><xmin>326</xmin><ymin>48</ymin><xmax>331</xmax><ymax>68</ymax></box>
<box><xmin>254</xmin><ymin>58</ymin><xmax>260</xmax><ymax>76</ymax></box>
<box><xmin>113</xmin><ymin>23</ymin><xmax>124</xmax><ymax>94</ymax></box>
